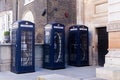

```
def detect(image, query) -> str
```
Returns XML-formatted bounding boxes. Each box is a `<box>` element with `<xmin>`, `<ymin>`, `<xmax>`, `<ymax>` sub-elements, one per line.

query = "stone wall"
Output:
<box><xmin>15</xmin><ymin>0</ymin><xmax>47</xmax><ymax>43</ymax></box>
<box><xmin>0</xmin><ymin>44</ymin><xmax>11</xmax><ymax>71</ymax></box>
<box><xmin>107</xmin><ymin>0</ymin><xmax>120</xmax><ymax>49</ymax></box>
<box><xmin>0</xmin><ymin>0</ymin><xmax>108</xmax><ymax>67</ymax></box>
<box><xmin>16</xmin><ymin>0</ymin><xmax>76</xmax><ymax>43</ymax></box>
<box><xmin>47</xmin><ymin>0</ymin><xmax>76</xmax><ymax>26</ymax></box>
<box><xmin>96</xmin><ymin>0</ymin><xmax>120</xmax><ymax>79</ymax></box>
<box><xmin>84</xmin><ymin>0</ymin><xmax>108</xmax><ymax>65</ymax></box>
<box><xmin>0</xmin><ymin>0</ymin><xmax>13</xmax><ymax>12</ymax></box>
<box><xmin>0</xmin><ymin>44</ymin><xmax>43</xmax><ymax>71</ymax></box>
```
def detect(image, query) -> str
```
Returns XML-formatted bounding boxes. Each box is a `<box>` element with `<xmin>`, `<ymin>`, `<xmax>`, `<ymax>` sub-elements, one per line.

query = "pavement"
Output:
<box><xmin>0</xmin><ymin>66</ymin><xmax>106</xmax><ymax>80</ymax></box>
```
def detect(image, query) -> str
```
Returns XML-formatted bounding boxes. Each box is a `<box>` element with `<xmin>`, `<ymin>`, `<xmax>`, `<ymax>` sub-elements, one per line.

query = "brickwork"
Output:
<box><xmin>17</xmin><ymin>0</ymin><xmax>47</xmax><ymax>43</ymax></box>
<box><xmin>47</xmin><ymin>0</ymin><xmax>76</xmax><ymax>26</ymax></box>
<box><xmin>47</xmin><ymin>0</ymin><xmax>77</xmax><ymax>56</ymax></box>
<box><xmin>0</xmin><ymin>0</ymin><xmax>76</xmax><ymax>43</ymax></box>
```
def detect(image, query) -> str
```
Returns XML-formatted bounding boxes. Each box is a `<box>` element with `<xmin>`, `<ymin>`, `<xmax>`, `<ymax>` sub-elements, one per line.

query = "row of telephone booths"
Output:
<box><xmin>11</xmin><ymin>20</ymin><xmax>89</xmax><ymax>73</ymax></box>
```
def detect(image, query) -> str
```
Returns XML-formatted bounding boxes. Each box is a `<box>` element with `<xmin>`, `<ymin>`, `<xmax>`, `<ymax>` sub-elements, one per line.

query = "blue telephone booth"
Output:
<box><xmin>68</xmin><ymin>25</ymin><xmax>89</xmax><ymax>66</ymax></box>
<box><xmin>11</xmin><ymin>20</ymin><xmax>35</xmax><ymax>73</ymax></box>
<box><xmin>43</xmin><ymin>23</ymin><xmax>65</xmax><ymax>69</ymax></box>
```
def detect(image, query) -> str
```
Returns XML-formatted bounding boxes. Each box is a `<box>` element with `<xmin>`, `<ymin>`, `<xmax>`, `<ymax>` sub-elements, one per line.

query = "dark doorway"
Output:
<box><xmin>97</xmin><ymin>27</ymin><xmax>108</xmax><ymax>66</ymax></box>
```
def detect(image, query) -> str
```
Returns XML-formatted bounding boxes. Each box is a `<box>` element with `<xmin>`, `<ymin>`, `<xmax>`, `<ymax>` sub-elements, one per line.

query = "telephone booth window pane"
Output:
<box><xmin>44</xmin><ymin>45</ymin><xmax>50</xmax><ymax>63</ymax></box>
<box><xmin>54</xmin><ymin>32</ymin><xmax>63</xmax><ymax>63</ymax></box>
<box><xmin>11</xmin><ymin>29</ymin><xmax>17</xmax><ymax>67</ymax></box>
<box><xmin>45</xmin><ymin>29</ymin><xmax>51</xmax><ymax>44</ymax></box>
<box><xmin>80</xmin><ymin>31</ymin><xmax>88</xmax><ymax>61</ymax></box>
<box><xmin>44</xmin><ymin>28</ymin><xmax>51</xmax><ymax>63</ymax></box>
<box><xmin>21</xmin><ymin>31</ymin><xmax>32</xmax><ymax>66</ymax></box>
<box><xmin>12</xmin><ymin>29</ymin><xmax>17</xmax><ymax>43</ymax></box>
<box><xmin>69</xmin><ymin>32</ymin><xmax>76</xmax><ymax>61</ymax></box>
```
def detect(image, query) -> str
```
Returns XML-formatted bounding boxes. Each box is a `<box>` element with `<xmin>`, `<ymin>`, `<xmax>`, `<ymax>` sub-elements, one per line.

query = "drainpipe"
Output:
<box><xmin>16</xmin><ymin>0</ymin><xmax>18</xmax><ymax>21</ymax></box>
<box><xmin>46</xmin><ymin>0</ymin><xmax>48</xmax><ymax>23</ymax></box>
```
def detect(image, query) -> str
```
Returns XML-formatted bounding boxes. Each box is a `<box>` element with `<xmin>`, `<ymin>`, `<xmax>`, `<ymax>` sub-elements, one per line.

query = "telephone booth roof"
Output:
<box><xmin>14</xmin><ymin>20</ymin><xmax>34</xmax><ymax>24</ymax></box>
<box><xmin>12</xmin><ymin>20</ymin><xmax>35</xmax><ymax>28</ymax></box>
<box><xmin>70</xmin><ymin>25</ymin><xmax>88</xmax><ymax>29</ymax></box>
<box><xmin>44</xmin><ymin>23</ymin><xmax>65</xmax><ymax>29</ymax></box>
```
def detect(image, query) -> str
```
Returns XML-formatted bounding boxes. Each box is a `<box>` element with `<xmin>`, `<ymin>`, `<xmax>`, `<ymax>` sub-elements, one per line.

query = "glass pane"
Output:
<box><xmin>69</xmin><ymin>31</ymin><xmax>77</xmax><ymax>61</ymax></box>
<box><xmin>45</xmin><ymin>29</ymin><xmax>51</xmax><ymax>44</ymax></box>
<box><xmin>44</xmin><ymin>45</ymin><xmax>50</xmax><ymax>63</ymax></box>
<box><xmin>11</xmin><ymin>29</ymin><xmax>17</xmax><ymax>67</ymax></box>
<box><xmin>80</xmin><ymin>31</ymin><xmax>88</xmax><ymax>61</ymax></box>
<box><xmin>21</xmin><ymin>31</ymin><xmax>32</xmax><ymax>66</ymax></box>
<box><xmin>54</xmin><ymin>32</ymin><xmax>63</xmax><ymax>63</ymax></box>
<box><xmin>12</xmin><ymin>29</ymin><xmax>17</xmax><ymax>44</ymax></box>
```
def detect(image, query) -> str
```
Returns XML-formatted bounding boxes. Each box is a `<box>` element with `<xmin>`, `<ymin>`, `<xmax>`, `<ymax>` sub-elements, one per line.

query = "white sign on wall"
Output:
<box><xmin>107</xmin><ymin>23</ymin><xmax>120</xmax><ymax>32</ymax></box>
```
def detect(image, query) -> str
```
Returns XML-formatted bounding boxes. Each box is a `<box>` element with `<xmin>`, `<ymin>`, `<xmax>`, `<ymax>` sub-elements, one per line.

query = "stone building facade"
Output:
<box><xmin>0</xmin><ymin>0</ymin><xmax>13</xmax><ymax>12</ymax></box>
<box><xmin>13</xmin><ymin>0</ymin><xmax>76</xmax><ymax>43</ymax></box>
<box><xmin>76</xmin><ymin>0</ymin><xmax>109</xmax><ymax>66</ymax></box>
<box><xmin>77</xmin><ymin>0</ymin><xmax>108</xmax><ymax>66</ymax></box>
<box><xmin>0</xmin><ymin>0</ymin><xmax>76</xmax><ymax>43</ymax></box>
<box><xmin>0</xmin><ymin>0</ymin><xmax>77</xmax><ymax>71</ymax></box>
<box><xmin>12</xmin><ymin>0</ymin><xmax>47</xmax><ymax>43</ymax></box>
<box><xmin>0</xmin><ymin>0</ymin><xmax>13</xmax><ymax>42</ymax></box>
<box><xmin>1</xmin><ymin>1</ymin><xmax>120</xmax><ymax>79</ymax></box>
<box><xmin>96</xmin><ymin>0</ymin><xmax>120</xmax><ymax>79</ymax></box>
<box><xmin>0</xmin><ymin>0</ymin><xmax>108</xmax><ymax>69</ymax></box>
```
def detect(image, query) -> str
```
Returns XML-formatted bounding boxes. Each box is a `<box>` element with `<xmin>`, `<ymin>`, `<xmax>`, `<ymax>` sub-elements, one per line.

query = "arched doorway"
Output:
<box><xmin>22</xmin><ymin>11</ymin><xmax>34</xmax><ymax>23</ymax></box>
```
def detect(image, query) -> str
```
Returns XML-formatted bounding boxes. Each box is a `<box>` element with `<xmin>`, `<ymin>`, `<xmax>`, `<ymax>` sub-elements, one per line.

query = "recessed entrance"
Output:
<box><xmin>97</xmin><ymin>27</ymin><xmax>108</xmax><ymax>66</ymax></box>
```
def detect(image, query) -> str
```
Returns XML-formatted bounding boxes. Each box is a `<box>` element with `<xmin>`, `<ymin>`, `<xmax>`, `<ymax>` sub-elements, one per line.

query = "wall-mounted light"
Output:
<box><xmin>42</xmin><ymin>9</ymin><xmax>47</xmax><ymax>16</ymax></box>
<box><xmin>64</xmin><ymin>12</ymin><xmax>69</xmax><ymax>18</ymax></box>
<box><xmin>42</xmin><ymin>8</ymin><xmax>58</xmax><ymax>16</ymax></box>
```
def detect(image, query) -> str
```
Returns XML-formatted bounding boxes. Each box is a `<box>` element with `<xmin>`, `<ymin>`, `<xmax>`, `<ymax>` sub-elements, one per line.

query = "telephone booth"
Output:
<box><xmin>68</xmin><ymin>25</ymin><xmax>89</xmax><ymax>66</ymax></box>
<box><xmin>11</xmin><ymin>20</ymin><xmax>35</xmax><ymax>73</ymax></box>
<box><xmin>43</xmin><ymin>23</ymin><xmax>65</xmax><ymax>69</ymax></box>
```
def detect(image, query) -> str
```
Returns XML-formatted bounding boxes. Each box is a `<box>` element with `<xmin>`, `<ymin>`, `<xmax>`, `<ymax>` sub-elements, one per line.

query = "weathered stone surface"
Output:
<box><xmin>104</xmin><ymin>49</ymin><xmax>120</xmax><ymax>68</ymax></box>
<box><xmin>15</xmin><ymin>0</ymin><xmax>76</xmax><ymax>43</ymax></box>
<box><xmin>96</xmin><ymin>67</ymin><xmax>120</xmax><ymax>80</ymax></box>
<box><xmin>96</xmin><ymin>49</ymin><xmax>120</xmax><ymax>80</ymax></box>
<box><xmin>47</xmin><ymin>0</ymin><xmax>76</xmax><ymax>26</ymax></box>
<box><xmin>0</xmin><ymin>44</ymin><xmax>43</xmax><ymax>71</ymax></box>
<box><xmin>0</xmin><ymin>0</ymin><xmax>13</xmax><ymax>12</ymax></box>
<box><xmin>37</xmin><ymin>74</ymin><xmax>80</xmax><ymax>80</ymax></box>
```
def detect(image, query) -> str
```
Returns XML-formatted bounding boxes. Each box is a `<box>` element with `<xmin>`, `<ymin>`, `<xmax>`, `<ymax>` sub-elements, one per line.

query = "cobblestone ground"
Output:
<box><xmin>0</xmin><ymin>66</ymin><xmax>106</xmax><ymax>80</ymax></box>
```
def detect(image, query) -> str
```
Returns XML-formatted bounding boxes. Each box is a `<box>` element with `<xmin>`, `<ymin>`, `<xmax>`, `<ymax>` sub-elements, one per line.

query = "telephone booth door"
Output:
<box><xmin>11</xmin><ymin>21</ymin><xmax>35</xmax><ymax>73</ymax></box>
<box><xmin>68</xmin><ymin>25</ymin><xmax>89</xmax><ymax>66</ymax></box>
<box><xmin>68</xmin><ymin>29</ymin><xmax>78</xmax><ymax>65</ymax></box>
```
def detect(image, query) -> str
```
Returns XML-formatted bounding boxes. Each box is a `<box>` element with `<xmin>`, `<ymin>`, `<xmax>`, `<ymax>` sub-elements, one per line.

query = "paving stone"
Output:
<box><xmin>84</xmin><ymin>77</ymin><xmax>107</xmax><ymax>80</ymax></box>
<box><xmin>37</xmin><ymin>74</ymin><xmax>80</xmax><ymax>80</ymax></box>
<box><xmin>0</xmin><ymin>66</ymin><xmax>103</xmax><ymax>80</ymax></box>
